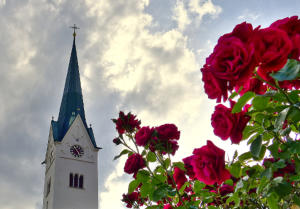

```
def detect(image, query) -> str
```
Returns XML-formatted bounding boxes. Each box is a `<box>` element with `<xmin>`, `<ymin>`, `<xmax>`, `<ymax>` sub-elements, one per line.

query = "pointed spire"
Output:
<box><xmin>56</xmin><ymin>31</ymin><xmax>87</xmax><ymax>140</ymax></box>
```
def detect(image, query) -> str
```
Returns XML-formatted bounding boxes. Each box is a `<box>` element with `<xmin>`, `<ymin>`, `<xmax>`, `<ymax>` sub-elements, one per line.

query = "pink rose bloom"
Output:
<box><xmin>155</xmin><ymin>124</ymin><xmax>180</xmax><ymax>141</ymax></box>
<box><xmin>173</xmin><ymin>167</ymin><xmax>187</xmax><ymax>190</ymax></box>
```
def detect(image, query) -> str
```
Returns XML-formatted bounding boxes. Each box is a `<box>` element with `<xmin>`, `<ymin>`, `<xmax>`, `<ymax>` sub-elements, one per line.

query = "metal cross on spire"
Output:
<box><xmin>70</xmin><ymin>24</ymin><xmax>80</xmax><ymax>37</ymax></box>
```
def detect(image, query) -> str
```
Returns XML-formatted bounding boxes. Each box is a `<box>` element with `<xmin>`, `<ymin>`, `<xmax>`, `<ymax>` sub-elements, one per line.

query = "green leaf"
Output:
<box><xmin>274</xmin><ymin>107</ymin><xmax>290</xmax><ymax>130</ymax></box>
<box><xmin>252</xmin><ymin>96</ymin><xmax>271</xmax><ymax>111</ymax></box>
<box><xmin>152</xmin><ymin>186</ymin><xmax>168</xmax><ymax>201</ymax></box>
<box><xmin>267</xmin><ymin>192</ymin><xmax>279</xmax><ymax>209</ymax></box>
<box><xmin>164</xmin><ymin>158</ymin><xmax>171</xmax><ymax>169</ymax></box>
<box><xmin>274</xmin><ymin>181</ymin><xmax>292</xmax><ymax>198</ymax></box>
<box><xmin>261</xmin><ymin>168</ymin><xmax>272</xmax><ymax>180</ymax></box>
<box><xmin>128</xmin><ymin>179</ymin><xmax>140</xmax><ymax>193</ymax></box>
<box><xmin>232</xmin><ymin>91</ymin><xmax>256</xmax><ymax>113</ymax></box>
<box><xmin>293</xmin><ymin>195</ymin><xmax>300</xmax><ymax>206</ymax></box>
<box><xmin>271</xmin><ymin>59</ymin><xmax>300</xmax><ymax>81</ymax></box>
<box><xmin>179</xmin><ymin>182</ymin><xmax>190</xmax><ymax>195</ymax></box>
<box><xmin>238</xmin><ymin>151</ymin><xmax>252</xmax><ymax>161</ymax></box>
<box><xmin>288</xmin><ymin>106</ymin><xmax>300</xmax><ymax>123</ymax></box>
<box><xmin>146</xmin><ymin>151</ymin><xmax>157</xmax><ymax>162</ymax></box>
<box><xmin>193</xmin><ymin>180</ymin><xmax>206</xmax><ymax>193</ymax></box>
<box><xmin>250</xmin><ymin>135</ymin><xmax>262</xmax><ymax>158</ymax></box>
<box><xmin>173</xmin><ymin>162</ymin><xmax>186</xmax><ymax>171</ymax></box>
<box><xmin>224</xmin><ymin>179</ymin><xmax>234</xmax><ymax>186</ymax></box>
<box><xmin>113</xmin><ymin>149</ymin><xmax>130</xmax><ymax>160</ymax></box>
<box><xmin>140</xmin><ymin>182</ymin><xmax>153</xmax><ymax>198</ymax></box>
<box><xmin>230</xmin><ymin>162</ymin><xmax>242</xmax><ymax>178</ymax></box>
<box><xmin>268</xmin><ymin>142</ymin><xmax>279</xmax><ymax>159</ymax></box>
<box><xmin>136</xmin><ymin>170</ymin><xmax>150</xmax><ymax>182</ymax></box>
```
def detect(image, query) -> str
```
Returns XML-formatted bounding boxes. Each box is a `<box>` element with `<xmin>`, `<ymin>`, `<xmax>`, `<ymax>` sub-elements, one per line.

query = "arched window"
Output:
<box><xmin>74</xmin><ymin>174</ymin><xmax>78</xmax><ymax>188</ymax></box>
<box><xmin>79</xmin><ymin>175</ymin><xmax>84</xmax><ymax>189</ymax></box>
<box><xmin>69</xmin><ymin>173</ymin><xmax>73</xmax><ymax>187</ymax></box>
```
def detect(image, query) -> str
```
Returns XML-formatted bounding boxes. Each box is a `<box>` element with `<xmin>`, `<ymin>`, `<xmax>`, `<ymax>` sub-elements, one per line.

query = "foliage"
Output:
<box><xmin>112</xmin><ymin>16</ymin><xmax>300</xmax><ymax>209</ymax></box>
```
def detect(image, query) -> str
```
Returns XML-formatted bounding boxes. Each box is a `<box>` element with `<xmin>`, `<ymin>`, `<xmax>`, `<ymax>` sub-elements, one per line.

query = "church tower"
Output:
<box><xmin>42</xmin><ymin>27</ymin><xmax>100</xmax><ymax>209</ymax></box>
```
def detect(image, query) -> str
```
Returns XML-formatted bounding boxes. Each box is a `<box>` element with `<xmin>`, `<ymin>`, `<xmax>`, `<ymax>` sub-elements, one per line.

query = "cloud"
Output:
<box><xmin>172</xmin><ymin>0</ymin><xmax>191</xmax><ymax>31</ymax></box>
<box><xmin>188</xmin><ymin>0</ymin><xmax>222</xmax><ymax>23</ymax></box>
<box><xmin>238</xmin><ymin>9</ymin><xmax>260</xmax><ymax>21</ymax></box>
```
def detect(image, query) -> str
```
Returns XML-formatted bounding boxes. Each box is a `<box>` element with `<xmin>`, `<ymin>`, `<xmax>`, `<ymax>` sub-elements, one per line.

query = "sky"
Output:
<box><xmin>0</xmin><ymin>0</ymin><xmax>299</xmax><ymax>208</ymax></box>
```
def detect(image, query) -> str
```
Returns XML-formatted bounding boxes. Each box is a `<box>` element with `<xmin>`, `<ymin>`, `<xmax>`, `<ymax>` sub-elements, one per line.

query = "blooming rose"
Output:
<box><xmin>254</xmin><ymin>27</ymin><xmax>293</xmax><ymax>73</ymax></box>
<box><xmin>236</xmin><ymin>77</ymin><xmax>267</xmax><ymax>96</ymax></box>
<box><xmin>122</xmin><ymin>192</ymin><xmax>139</xmax><ymax>208</ymax></box>
<box><xmin>201</xmin><ymin>65</ymin><xmax>228</xmax><ymax>103</ymax></box>
<box><xmin>135</xmin><ymin>126</ymin><xmax>153</xmax><ymax>146</ymax></box>
<box><xmin>124</xmin><ymin>153</ymin><xmax>145</xmax><ymax>175</ymax></box>
<box><xmin>173</xmin><ymin>167</ymin><xmax>187</xmax><ymax>190</ymax></box>
<box><xmin>191</xmin><ymin>140</ymin><xmax>231</xmax><ymax>185</ymax></box>
<box><xmin>270</xmin><ymin>16</ymin><xmax>300</xmax><ymax>60</ymax></box>
<box><xmin>211</xmin><ymin>103</ymin><xmax>250</xmax><ymax>144</ymax></box>
<box><xmin>155</xmin><ymin>124</ymin><xmax>180</xmax><ymax>141</ymax></box>
<box><xmin>149</xmin><ymin>137</ymin><xmax>179</xmax><ymax>155</ymax></box>
<box><xmin>183</xmin><ymin>156</ymin><xmax>195</xmax><ymax>179</ymax></box>
<box><xmin>163</xmin><ymin>204</ymin><xmax>173</xmax><ymax>209</ymax></box>
<box><xmin>114</xmin><ymin>111</ymin><xmax>141</xmax><ymax>135</ymax></box>
<box><xmin>211</xmin><ymin>104</ymin><xmax>235</xmax><ymax>140</ymax></box>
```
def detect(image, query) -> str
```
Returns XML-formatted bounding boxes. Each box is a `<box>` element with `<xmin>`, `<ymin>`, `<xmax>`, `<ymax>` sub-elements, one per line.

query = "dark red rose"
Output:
<box><xmin>270</xmin><ymin>16</ymin><xmax>300</xmax><ymax>60</ymax></box>
<box><xmin>113</xmin><ymin>137</ymin><xmax>122</xmax><ymax>145</ymax></box>
<box><xmin>254</xmin><ymin>27</ymin><xmax>293</xmax><ymax>73</ymax></box>
<box><xmin>163</xmin><ymin>204</ymin><xmax>173</xmax><ymax>209</ymax></box>
<box><xmin>191</xmin><ymin>140</ymin><xmax>231</xmax><ymax>185</ymax></box>
<box><xmin>173</xmin><ymin>167</ymin><xmax>187</xmax><ymax>190</ymax></box>
<box><xmin>211</xmin><ymin>104</ymin><xmax>235</xmax><ymax>141</ymax></box>
<box><xmin>219</xmin><ymin>184</ymin><xmax>234</xmax><ymax>196</ymax></box>
<box><xmin>124</xmin><ymin>153</ymin><xmax>145</xmax><ymax>175</ymax></box>
<box><xmin>115</xmin><ymin>111</ymin><xmax>141</xmax><ymax>135</ymax></box>
<box><xmin>236</xmin><ymin>77</ymin><xmax>267</xmax><ymax>95</ymax></box>
<box><xmin>230</xmin><ymin>111</ymin><xmax>251</xmax><ymax>144</ymax></box>
<box><xmin>201</xmin><ymin>65</ymin><xmax>228</xmax><ymax>103</ymax></box>
<box><xmin>135</xmin><ymin>126</ymin><xmax>153</xmax><ymax>146</ymax></box>
<box><xmin>155</xmin><ymin>124</ymin><xmax>180</xmax><ymax>141</ymax></box>
<box><xmin>122</xmin><ymin>192</ymin><xmax>139</xmax><ymax>208</ymax></box>
<box><xmin>219</xmin><ymin>22</ymin><xmax>257</xmax><ymax>44</ymax></box>
<box><xmin>183</xmin><ymin>156</ymin><xmax>195</xmax><ymax>179</ymax></box>
<box><xmin>211</xmin><ymin>103</ymin><xmax>250</xmax><ymax>144</ymax></box>
<box><xmin>207</xmin><ymin>35</ymin><xmax>256</xmax><ymax>88</ymax></box>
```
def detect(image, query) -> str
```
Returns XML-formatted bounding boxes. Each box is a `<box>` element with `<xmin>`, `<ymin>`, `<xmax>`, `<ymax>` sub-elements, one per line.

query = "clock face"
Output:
<box><xmin>70</xmin><ymin>145</ymin><xmax>84</xmax><ymax>158</ymax></box>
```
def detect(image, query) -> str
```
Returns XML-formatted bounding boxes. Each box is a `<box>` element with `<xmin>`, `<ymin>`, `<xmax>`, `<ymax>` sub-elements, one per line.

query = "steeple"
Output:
<box><xmin>51</xmin><ymin>28</ymin><xmax>98</xmax><ymax>148</ymax></box>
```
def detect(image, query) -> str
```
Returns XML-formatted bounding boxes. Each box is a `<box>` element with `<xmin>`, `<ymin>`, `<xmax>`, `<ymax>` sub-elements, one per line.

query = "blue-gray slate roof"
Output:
<box><xmin>51</xmin><ymin>37</ymin><xmax>98</xmax><ymax>149</ymax></box>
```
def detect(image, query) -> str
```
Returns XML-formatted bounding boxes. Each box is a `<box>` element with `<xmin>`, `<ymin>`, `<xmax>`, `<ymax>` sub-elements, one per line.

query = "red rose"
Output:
<box><xmin>115</xmin><ymin>111</ymin><xmax>141</xmax><ymax>135</ymax></box>
<box><xmin>236</xmin><ymin>77</ymin><xmax>267</xmax><ymax>96</ymax></box>
<box><xmin>155</xmin><ymin>124</ymin><xmax>180</xmax><ymax>140</ymax></box>
<box><xmin>201</xmin><ymin>65</ymin><xmax>228</xmax><ymax>103</ymax></box>
<box><xmin>219</xmin><ymin>184</ymin><xmax>234</xmax><ymax>196</ymax></box>
<box><xmin>163</xmin><ymin>204</ymin><xmax>173</xmax><ymax>209</ymax></box>
<box><xmin>230</xmin><ymin>111</ymin><xmax>251</xmax><ymax>144</ymax></box>
<box><xmin>208</xmin><ymin>36</ymin><xmax>256</xmax><ymax>88</ymax></box>
<box><xmin>211</xmin><ymin>103</ymin><xmax>250</xmax><ymax>144</ymax></box>
<box><xmin>254</xmin><ymin>27</ymin><xmax>293</xmax><ymax>73</ymax></box>
<box><xmin>211</xmin><ymin>104</ymin><xmax>235</xmax><ymax>141</ymax></box>
<box><xmin>183</xmin><ymin>156</ymin><xmax>195</xmax><ymax>179</ymax></box>
<box><xmin>122</xmin><ymin>192</ymin><xmax>139</xmax><ymax>208</ymax></box>
<box><xmin>135</xmin><ymin>126</ymin><xmax>153</xmax><ymax>146</ymax></box>
<box><xmin>173</xmin><ymin>167</ymin><xmax>187</xmax><ymax>190</ymax></box>
<box><xmin>191</xmin><ymin>140</ymin><xmax>231</xmax><ymax>185</ymax></box>
<box><xmin>124</xmin><ymin>153</ymin><xmax>145</xmax><ymax>175</ymax></box>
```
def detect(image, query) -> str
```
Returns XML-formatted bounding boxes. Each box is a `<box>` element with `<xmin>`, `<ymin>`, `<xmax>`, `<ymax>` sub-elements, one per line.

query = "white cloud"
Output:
<box><xmin>0</xmin><ymin>0</ymin><xmax>5</xmax><ymax>8</ymax></box>
<box><xmin>188</xmin><ymin>0</ymin><xmax>222</xmax><ymax>23</ymax></box>
<box><xmin>172</xmin><ymin>0</ymin><xmax>191</xmax><ymax>31</ymax></box>
<box><xmin>238</xmin><ymin>9</ymin><xmax>260</xmax><ymax>21</ymax></box>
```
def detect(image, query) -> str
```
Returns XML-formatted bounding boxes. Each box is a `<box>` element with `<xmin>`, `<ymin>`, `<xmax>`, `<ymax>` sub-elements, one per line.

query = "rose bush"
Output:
<box><xmin>112</xmin><ymin>16</ymin><xmax>300</xmax><ymax>209</ymax></box>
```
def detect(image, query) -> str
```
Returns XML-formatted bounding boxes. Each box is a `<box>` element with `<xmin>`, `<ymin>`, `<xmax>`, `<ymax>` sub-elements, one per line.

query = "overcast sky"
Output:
<box><xmin>0</xmin><ymin>0</ymin><xmax>299</xmax><ymax>209</ymax></box>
